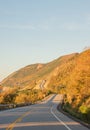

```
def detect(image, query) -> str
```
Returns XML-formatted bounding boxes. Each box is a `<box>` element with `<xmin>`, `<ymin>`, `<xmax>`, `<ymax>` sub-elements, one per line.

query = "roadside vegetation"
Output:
<box><xmin>48</xmin><ymin>49</ymin><xmax>90</xmax><ymax>123</ymax></box>
<box><xmin>0</xmin><ymin>88</ymin><xmax>51</xmax><ymax>105</ymax></box>
<box><xmin>1</xmin><ymin>49</ymin><xmax>90</xmax><ymax>123</ymax></box>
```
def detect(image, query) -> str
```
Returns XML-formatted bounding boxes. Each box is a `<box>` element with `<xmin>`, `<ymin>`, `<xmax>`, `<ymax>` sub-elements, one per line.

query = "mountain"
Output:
<box><xmin>1</xmin><ymin>49</ymin><xmax>90</xmax><ymax>123</ymax></box>
<box><xmin>1</xmin><ymin>53</ymin><xmax>78</xmax><ymax>89</ymax></box>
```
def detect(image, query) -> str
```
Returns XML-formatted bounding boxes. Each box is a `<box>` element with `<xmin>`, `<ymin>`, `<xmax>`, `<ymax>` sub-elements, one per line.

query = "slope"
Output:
<box><xmin>1</xmin><ymin>53</ymin><xmax>78</xmax><ymax>90</ymax></box>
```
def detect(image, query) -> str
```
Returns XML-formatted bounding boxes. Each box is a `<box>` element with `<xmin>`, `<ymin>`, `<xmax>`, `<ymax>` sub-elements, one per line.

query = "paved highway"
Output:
<box><xmin>0</xmin><ymin>95</ymin><xmax>89</xmax><ymax>130</ymax></box>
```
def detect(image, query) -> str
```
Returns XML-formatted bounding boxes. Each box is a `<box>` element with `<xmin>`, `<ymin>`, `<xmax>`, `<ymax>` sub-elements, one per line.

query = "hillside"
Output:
<box><xmin>1</xmin><ymin>53</ymin><xmax>78</xmax><ymax>89</ymax></box>
<box><xmin>0</xmin><ymin>49</ymin><xmax>90</xmax><ymax>123</ymax></box>
<box><xmin>47</xmin><ymin>49</ymin><xmax>90</xmax><ymax>123</ymax></box>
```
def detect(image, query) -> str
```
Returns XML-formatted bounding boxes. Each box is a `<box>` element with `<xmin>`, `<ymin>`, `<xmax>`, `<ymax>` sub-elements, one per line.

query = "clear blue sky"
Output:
<box><xmin>0</xmin><ymin>0</ymin><xmax>90</xmax><ymax>81</ymax></box>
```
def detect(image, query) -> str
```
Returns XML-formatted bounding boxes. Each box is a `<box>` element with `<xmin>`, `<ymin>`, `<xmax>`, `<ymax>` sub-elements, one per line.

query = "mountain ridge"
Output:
<box><xmin>0</xmin><ymin>49</ymin><xmax>90</xmax><ymax>123</ymax></box>
<box><xmin>1</xmin><ymin>52</ymin><xmax>79</xmax><ymax>89</ymax></box>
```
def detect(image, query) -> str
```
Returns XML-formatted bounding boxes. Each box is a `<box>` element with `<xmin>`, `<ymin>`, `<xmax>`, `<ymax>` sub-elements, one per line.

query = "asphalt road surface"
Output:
<box><xmin>0</xmin><ymin>94</ymin><xmax>89</xmax><ymax>130</ymax></box>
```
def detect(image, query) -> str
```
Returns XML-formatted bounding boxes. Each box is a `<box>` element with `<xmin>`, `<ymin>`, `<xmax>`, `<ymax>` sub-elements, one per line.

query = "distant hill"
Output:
<box><xmin>1</xmin><ymin>53</ymin><xmax>79</xmax><ymax>89</ymax></box>
<box><xmin>83</xmin><ymin>46</ymin><xmax>90</xmax><ymax>51</ymax></box>
<box><xmin>1</xmin><ymin>49</ymin><xmax>90</xmax><ymax>123</ymax></box>
<box><xmin>1</xmin><ymin>49</ymin><xmax>90</xmax><ymax>96</ymax></box>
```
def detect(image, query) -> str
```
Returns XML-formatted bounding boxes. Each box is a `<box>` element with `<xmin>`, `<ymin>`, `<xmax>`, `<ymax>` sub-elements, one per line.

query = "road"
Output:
<box><xmin>0</xmin><ymin>94</ymin><xmax>89</xmax><ymax>130</ymax></box>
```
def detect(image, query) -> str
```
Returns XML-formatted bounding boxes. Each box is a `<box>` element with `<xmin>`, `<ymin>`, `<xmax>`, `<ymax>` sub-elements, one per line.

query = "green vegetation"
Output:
<box><xmin>63</xmin><ymin>102</ymin><xmax>90</xmax><ymax>123</ymax></box>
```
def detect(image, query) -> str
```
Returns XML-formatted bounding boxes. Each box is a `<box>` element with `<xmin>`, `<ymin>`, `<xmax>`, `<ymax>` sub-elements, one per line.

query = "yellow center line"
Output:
<box><xmin>6</xmin><ymin>109</ymin><xmax>33</xmax><ymax>130</ymax></box>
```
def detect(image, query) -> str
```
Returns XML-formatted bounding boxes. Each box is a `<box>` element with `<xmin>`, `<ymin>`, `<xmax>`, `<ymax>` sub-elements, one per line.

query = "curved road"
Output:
<box><xmin>0</xmin><ymin>95</ymin><xmax>89</xmax><ymax>130</ymax></box>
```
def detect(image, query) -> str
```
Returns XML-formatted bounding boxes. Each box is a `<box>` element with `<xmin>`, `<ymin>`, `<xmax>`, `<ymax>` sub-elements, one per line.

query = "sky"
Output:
<box><xmin>0</xmin><ymin>0</ymin><xmax>90</xmax><ymax>81</ymax></box>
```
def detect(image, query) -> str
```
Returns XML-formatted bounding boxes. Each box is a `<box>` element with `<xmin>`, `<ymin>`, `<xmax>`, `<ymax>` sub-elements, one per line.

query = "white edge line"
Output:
<box><xmin>51</xmin><ymin>107</ymin><xmax>72</xmax><ymax>130</ymax></box>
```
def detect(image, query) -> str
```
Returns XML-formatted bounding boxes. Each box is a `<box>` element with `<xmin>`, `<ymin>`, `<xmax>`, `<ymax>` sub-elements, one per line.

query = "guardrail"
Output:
<box><xmin>0</xmin><ymin>103</ymin><xmax>31</xmax><ymax>111</ymax></box>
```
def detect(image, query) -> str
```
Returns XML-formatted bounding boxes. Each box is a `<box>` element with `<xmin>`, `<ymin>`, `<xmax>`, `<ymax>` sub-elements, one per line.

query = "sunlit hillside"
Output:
<box><xmin>1</xmin><ymin>53</ymin><xmax>78</xmax><ymax>89</ymax></box>
<box><xmin>0</xmin><ymin>49</ymin><xmax>90</xmax><ymax>123</ymax></box>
